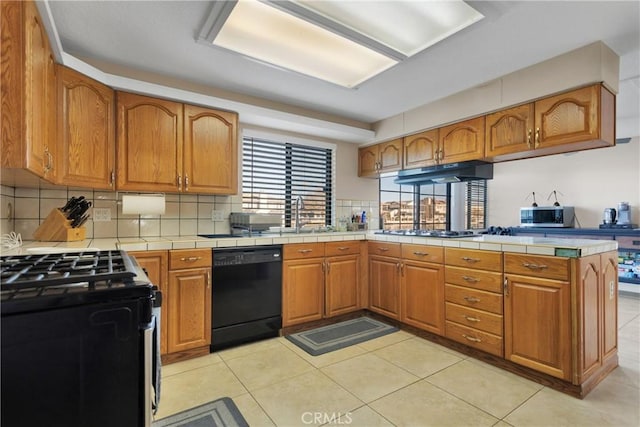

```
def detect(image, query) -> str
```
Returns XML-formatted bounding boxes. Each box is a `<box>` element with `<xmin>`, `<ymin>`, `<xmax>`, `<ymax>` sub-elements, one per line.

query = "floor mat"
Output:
<box><xmin>153</xmin><ymin>397</ymin><xmax>248</xmax><ymax>427</ymax></box>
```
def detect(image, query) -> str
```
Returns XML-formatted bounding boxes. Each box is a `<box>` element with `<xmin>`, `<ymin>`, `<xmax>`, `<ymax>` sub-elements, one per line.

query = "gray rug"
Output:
<box><xmin>285</xmin><ymin>317</ymin><xmax>398</xmax><ymax>356</ymax></box>
<box><xmin>153</xmin><ymin>397</ymin><xmax>248</xmax><ymax>427</ymax></box>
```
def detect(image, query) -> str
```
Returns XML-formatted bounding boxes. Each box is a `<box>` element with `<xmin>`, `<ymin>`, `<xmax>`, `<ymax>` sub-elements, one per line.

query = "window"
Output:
<box><xmin>380</xmin><ymin>175</ymin><xmax>487</xmax><ymax>230</ymax></box>
<box><xmin>242</xmin><ymin>137</ymin><xmax>333</xmax><ymax>228</ymax></box>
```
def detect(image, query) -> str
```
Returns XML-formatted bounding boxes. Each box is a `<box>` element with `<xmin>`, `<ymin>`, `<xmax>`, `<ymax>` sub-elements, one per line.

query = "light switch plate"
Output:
<box><xmin>93</xmin><ymin>208</ymin><xmax>112</xmax><ymax>222</ymax></box>
<box><xmin>211</xmin><ymin>210</ymin><xmax>224</xmax><ymax>221</ymax></box>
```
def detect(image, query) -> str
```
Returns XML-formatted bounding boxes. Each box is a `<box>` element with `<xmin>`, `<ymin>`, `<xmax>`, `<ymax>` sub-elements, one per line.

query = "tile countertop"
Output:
<box><xmin>368</xmin><ymin>233</ymin><xmax>618</xmax><ymax>257</ymax></box>
<box><xmin>1</xmin><ymin>232</ymin><xmax>617</xmax><ymax>258</ymax></box>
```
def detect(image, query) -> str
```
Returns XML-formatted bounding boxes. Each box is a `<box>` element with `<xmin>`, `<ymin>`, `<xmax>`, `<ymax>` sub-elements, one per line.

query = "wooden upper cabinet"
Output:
<box><xmin>1</xmin><ymin>0</ymin><xmax>57</xmax><ymax>180</ymax></box>
<box><xmin>57</xmin><ymin>66</ymin><xmax>115</xmax><ymax>189</ymax></box>
<box><xmin>378</xmin><ymin>139</ymin><xmax>402</xmax><ymax>172</ymax></box>
<box><xmin>184</xmin><ymin>105</ymin><xmax>237</xmax><ymax>194</ymax></box>
<box><xmin>439</xmin><ymin>116</ymin><xmax>485</xmax><ymax>164</ymax></box>
<box><xmin>486</xmin><ymin>84</ymin><xmax>615</xmax><ymax>162</ymax></box>
<box><xmin>485</xmin><ymin>103</ymin><xmax>534</xmax><ymax>158</ymax></box>
<box><xmin>535</xmin><ymin>84</ymin><xmax>613</xmax><ymax>149</ymax></box>
<box><xmin>358</xmin><ymin>139</ymin><xmax>402</xmax><ymax>177</ymax></box>
<box><xmin>403</xmin><ymin>129</ymin><xmax>438</xmax><ymax>168</ymax></box>
<box><xmin>116</xmin><ymin>92</ymin><xmax>183</xmax><ymax>192</ymax></box>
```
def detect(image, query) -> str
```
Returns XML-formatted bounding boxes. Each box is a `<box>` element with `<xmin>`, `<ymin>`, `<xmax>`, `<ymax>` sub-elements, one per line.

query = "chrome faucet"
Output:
<box><xmin>294</xmin><ymin>195</ymin><xmax>305</xmax><ymax>233</ymax></box>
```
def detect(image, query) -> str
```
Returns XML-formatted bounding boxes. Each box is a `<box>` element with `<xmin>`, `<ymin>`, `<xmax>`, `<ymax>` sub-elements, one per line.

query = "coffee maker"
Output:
<box><xmin>617</xmin><ymin>202</ymin><xmax>631</xmax><ymax>225</ymax></box>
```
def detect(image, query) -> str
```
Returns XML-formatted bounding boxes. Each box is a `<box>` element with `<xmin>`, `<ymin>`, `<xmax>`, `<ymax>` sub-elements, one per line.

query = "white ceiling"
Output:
<box><xmin>45</xmin><ymin>1</ymin><xmax>640</xmax><ymax>142</ymax></box>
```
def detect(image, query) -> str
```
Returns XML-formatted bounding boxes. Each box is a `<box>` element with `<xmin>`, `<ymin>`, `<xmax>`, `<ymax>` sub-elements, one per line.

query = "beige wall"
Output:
<box><xmin>487</xmin><ymin>138</ymin><xmax>640</xmax><ymax>228</ymax></box>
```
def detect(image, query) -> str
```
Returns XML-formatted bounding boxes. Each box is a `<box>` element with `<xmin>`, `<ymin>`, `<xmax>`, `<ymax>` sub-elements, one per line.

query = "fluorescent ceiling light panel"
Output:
<box><xmin>213</xmin><ymin>0</ymin><xmax>397</xmax><ymax>88</ymax></box>
<box><xmin>203</xmin><ymin>0</ymin><xmax>484</xmax><ymax>88</ymax></box>
<box><xmin>294</xmin><ymin>0</ymin><xmax>485</xmax><ymax>57</ymax></box>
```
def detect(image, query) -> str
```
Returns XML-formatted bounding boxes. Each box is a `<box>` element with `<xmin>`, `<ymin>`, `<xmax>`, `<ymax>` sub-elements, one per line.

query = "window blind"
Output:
<box><xmin>242</xmin><ymin>137</ymin><xmax>333</xmax><ymax>227</ymax></box>
<box><xmin>466</xmin><ymin>180</ymin><xmax>487</xmax><ymax>229</ymax></box>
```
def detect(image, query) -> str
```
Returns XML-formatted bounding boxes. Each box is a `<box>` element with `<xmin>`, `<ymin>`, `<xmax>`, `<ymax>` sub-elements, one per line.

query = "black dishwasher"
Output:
<box><xmin>211</xmin><ymin>246</ymin><xmax>282</xmax><ymax>351</ymax></box>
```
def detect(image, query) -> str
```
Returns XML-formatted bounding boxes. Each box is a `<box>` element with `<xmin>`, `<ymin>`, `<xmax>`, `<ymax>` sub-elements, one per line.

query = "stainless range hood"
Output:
<box><xmin>394</xmin><ymin>161</ymin><xmax>493</xmax><ymax>185</ymax></box>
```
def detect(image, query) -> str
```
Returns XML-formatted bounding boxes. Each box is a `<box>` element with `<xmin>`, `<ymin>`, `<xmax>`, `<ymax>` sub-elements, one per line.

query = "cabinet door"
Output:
<box><xmin>378</xmin><ymin>138</ymin><xmax>403</xmax><ymax>172</ymax></box>
<box><xmin>325</xmin><ymin>254</ymin><xmax>359</xmax><ymax>317</ymax></box>
<box><xmin>184</xmin><ymin>105</ymin><xmax>238</xmax><ymax>194</ymax></box>
<box><xmin>283</xmin><ymin>258</ymin><xmax>324</xmax><ymax>326</ymax></box>
<box><xmin>168</xmin><ymin>267</ymin><xmax>212</xmax><ymax>353</ymax></box>
<box><xmin>485</xmin><ymin>103</ymin><xmax>534</xmax><ymax>158</ymax></box>
<box><xmin>57</xmin><ymin>66</ymin><xmax>115</xmax><ymax>189</ymax></box>
<box><xmin>131</xmin><ymin>251</ymin><xmax>169</xmax><ymax>355</ymax></box>
<box><xmin>534</xmin><ymin>85</ymin><xmax>600</xmax><ymax>149</ymax></box>
<box><xmin>369</xmin><ymin>255</ymin><xmax>400</xmax><ymax>319</ymax></box>
<box><xmin>116</xmin><ymin>92</ymin><xmax>183</xmax><ymax>192</ymax></box>
<box><xmin>576</xmin><ymin>254</ymin><xmax>601</xmax><ymax>380</ymax></box>
<box><xmin>401</xmin><ymin>260</ymin><xmax>444</xmax><ymax>335</ymax></box>
<box><xmin>358</xmin><ymin>145</ymin><xmax>379</xmax><ymax>177</ymax></box>
<box><xmin>403</xmin><ymin>129</ymin><xmax>438</xmax><ymax>169</ymax></box>
<box><xmin>504</xmin><ymin>274</ymin><xmax>571</xmax><ymax>380</ymax></box>
<box><xmin>439</xmin><ymin>116</ymin><xmax>485</xmax><ymax>163</ymax></box>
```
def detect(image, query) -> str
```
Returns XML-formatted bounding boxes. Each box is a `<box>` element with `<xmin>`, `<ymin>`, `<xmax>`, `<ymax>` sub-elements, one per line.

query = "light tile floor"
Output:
<box><xmin>154</xmin><ymin>294</ymin><xmax>640</xmax><ymax>426</ymax></box>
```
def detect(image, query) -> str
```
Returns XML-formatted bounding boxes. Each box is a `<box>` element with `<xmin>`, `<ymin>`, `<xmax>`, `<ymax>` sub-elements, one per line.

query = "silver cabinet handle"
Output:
<box><xmin>461</xmin><ymin>257</ymin><xmax>480</xmax><ymax>263</ymax></box>
<box><xmin>337</xmin><ymin>247</ymin><xmax>349</xmax><ymax>251</ymax></box>
<box><xmin>297</xmin><ymin>249</ymin><xmax>313</xmax><ymax>254</ymax></box>
<box><xmin>180</xmin><ymin>256</ymin><xmax>202</xmax><ymax>262</ymax></box>
<box><xmin>463</xmin><ymin>315</ymin><xmax>481</xmax><ymax>323</ymax></box>
<box><xmin>413</xmin><ymin>251</ymin><xmax>428</xmax><ymax>256</ymax></box>
<box><xmin>206</xmin><ymin>270</ymin><xmax>211</xmax><ymax>289</ymax></box>
<box><xmin>177</xmin><ymin>175</ymin><xmax>182</xmax><ymax>190</ymax></box>
<box><xmin>504</xmin><ymin>278</ymin><xmax>509</xmax><ymax>296</ymax></box>
<box><xmin>463</xmin><ymin>296</ymin><xmax>481</xmax><ymax>303</ymax></box>
<box><xmin>462</xmin><ymin>276</ymin><xmax>479</xmax><ymax>282</ymax></box>
<box><xmin>110</xmin><ymin>170</ymin><xmax>115</xmax><ymax>187</ymax></box>
<box><xmin>185</xmin><ymin>174</ymin><xmax>189</xmax><ymax>191</ymax></box>
<box><xmin>378</xmin><ymin>247</ymin><xmax>390</xmax><ymax>252</ymax></box>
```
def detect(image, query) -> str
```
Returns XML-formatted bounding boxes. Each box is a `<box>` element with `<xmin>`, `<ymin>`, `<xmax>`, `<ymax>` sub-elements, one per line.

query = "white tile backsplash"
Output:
<box><xmin>5</xmin><ymin>187</ymin><xmax>378</xmax><ymax>240</ymax></box>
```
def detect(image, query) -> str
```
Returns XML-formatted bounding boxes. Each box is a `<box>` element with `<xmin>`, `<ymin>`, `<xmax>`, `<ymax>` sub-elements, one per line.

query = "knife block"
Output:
<box><xmin>33</xmin><ymin>209</ymin><xmax>86</xmax><ymax>242</ymax></box>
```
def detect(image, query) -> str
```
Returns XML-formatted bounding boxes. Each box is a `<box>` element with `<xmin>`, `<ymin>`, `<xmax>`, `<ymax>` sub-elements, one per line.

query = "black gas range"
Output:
<box><xmin>375</xmin><ymin>229</ymin><xmax>480</xmax><ymax>238</ymax></box>
<box><xmin>0</xmin><ymin>250</ymin><xmax>160</xmax><ymax>427</ymax></box>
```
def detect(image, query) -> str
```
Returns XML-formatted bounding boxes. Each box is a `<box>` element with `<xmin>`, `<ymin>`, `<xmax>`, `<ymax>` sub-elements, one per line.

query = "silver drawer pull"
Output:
<box><xmin>413</xmin><ymin>251</ymin><xmax>428</xmax><ymax>256</ymax></box>
<box><xmin>463</xmin><ymin>296</ymin><xmax>481</xmax><ymax>303</ymax></box>
<box><xmin>462</xmin><ymin>334</ymin><xmax>482</xmax><ymax>343</ymax></box>
<box><xmin>461</xmin><ymin>257</ymin><xmax>480</xmax><ymax>263</ymax></box>
<box><xmin>337</xmin><ymin>246</ymin><xmax>349</xmax><ymax>251</ymax></box>
<box><xmin>378</xmin><ymin>247</ymin><xmax>390</xmax><ymax>252</ymax></box>
<box><xmin>462</xmin><ymin>276</ymin><xmax>479</xmax><ymax>282</ymax></box>
<box><xmin>463</xmin><ymin>315</ymin><xmax>481</xmax><ymax>322</ymax></box>
<box><xmin>298</xmin><ymin>249</ymin><xmax>313</xmax><ymax>254</ymax></box>
<box><xmin>180</xmin><ymin>256</ymin><xmax>202</xmax><ymax>262</ymax></box>
<box><xmin>523</xmin><ymin>263</ymin><xmax>548</xmax><ymax>270</ymax></box>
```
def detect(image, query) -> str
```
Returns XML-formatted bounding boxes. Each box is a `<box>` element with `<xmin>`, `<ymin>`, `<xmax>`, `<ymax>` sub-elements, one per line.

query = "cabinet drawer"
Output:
<box><xmin>446</xmin><ymin>321</ymin><xmax>503</xmax><ymax>357</ymax></box>
<box><xmin>402</xmin><ymin>244</ymin><xmax>443</xmax><ymax>263</ymax></box>
<box><xmin>445</xmin><ymin>284</ymin><xmax>503</xmax><ymax>315</ymax></box>
<box><xmin>445</xmin><ymin>302</ymin><xmax>503</xmax><ymax>336</ymax></box>
<box><xmin>445</xmin><ymin>248</ymin><xmax>502</xmax><ymax>271</ymax></box>
<box><xmin>504</xmin><ymin>253</ymin><xmax>569</xmax><ymax>280</ymax></box>
<box><xmin>325</xmin><ymin>241</ymin><xmax>361</xmax><ymax>257</ymax></box>
<box><xmin>445</xmin><ymin>266</ymin><xmax>503</xmax><ymax>292</ymax></box>
<box><xmin>368</xmin><ymin>241</ymin><xmax>401</xmax><ymax>258</ymax></box>
<box><xmin>284</xmin><ymin>243</ymin><xmax>325</xmax><ymax>260</ymax></box>
<box><xmin>616</xmin><ymin>236</ymin><xmax>640</xmax><ymax>250</ymax></box>
<box><xmin>169</xmin><ymin>249</ymin><xmax>212</xmax><ymax>270</ymax></box>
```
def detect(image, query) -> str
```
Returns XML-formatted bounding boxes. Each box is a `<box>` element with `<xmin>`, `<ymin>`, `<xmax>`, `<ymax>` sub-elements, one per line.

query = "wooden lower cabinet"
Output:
<box><xmin>401</xmin><ymin>259</ymin><xmax>444</xmax><ymax>334</ymax></box>
<box><xmin>130</xmin><ymin>250</ymin><xmax>169</xmax><ymax>355</ymax></box>
<box><xmin>283</xmin><ymin>242</ymin><xmax>362</xmax><ymax>327</ymax></box>
<box><xmin>283</xmin><ymin>257</ymin><xmax>325</xmax><ymax>326</ymax></box>
<box><xmin>504</xmin><ymin>273</ymin><xmax>571</xmax><ymax>380</ymax></box>
<box><xmin>325</xmin><ymin>254</ymin><xmax>360</xmax><ymax>317</ymax></box>
<box><xmin>369</xmin><ymin>255</ymin><xmax>400</xmax><ymax>319</ymax></box>
<box><xmin>168</xmin><ymin>266</ymin><xmax>212</xmax><ymax>353</ymax></box>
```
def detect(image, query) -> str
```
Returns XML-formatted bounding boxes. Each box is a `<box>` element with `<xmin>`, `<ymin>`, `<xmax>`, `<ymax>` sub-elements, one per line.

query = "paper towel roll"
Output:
<box><xmin>122</xmin><ymin>194</ymin><xmax>166</xmax><ymax>215</ymax></box>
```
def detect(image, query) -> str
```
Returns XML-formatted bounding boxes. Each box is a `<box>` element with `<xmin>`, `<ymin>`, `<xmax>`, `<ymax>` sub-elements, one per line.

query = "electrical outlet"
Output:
<box><xmin>93</xmin><ymin>208</ymin><xmax>112</xmax><ymax>222</ymax></box>
<box><xmin>211</xmin><ymin>210</ymin><xmax>225</xmax><ymax>221</ymax></box>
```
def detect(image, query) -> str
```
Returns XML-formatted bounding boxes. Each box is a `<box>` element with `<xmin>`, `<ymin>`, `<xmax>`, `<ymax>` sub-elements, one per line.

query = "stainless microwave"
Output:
<box><xmin>520</xmin><ymin>206</ymin><xmax>575</xmax><ymax>227</ymax></box>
